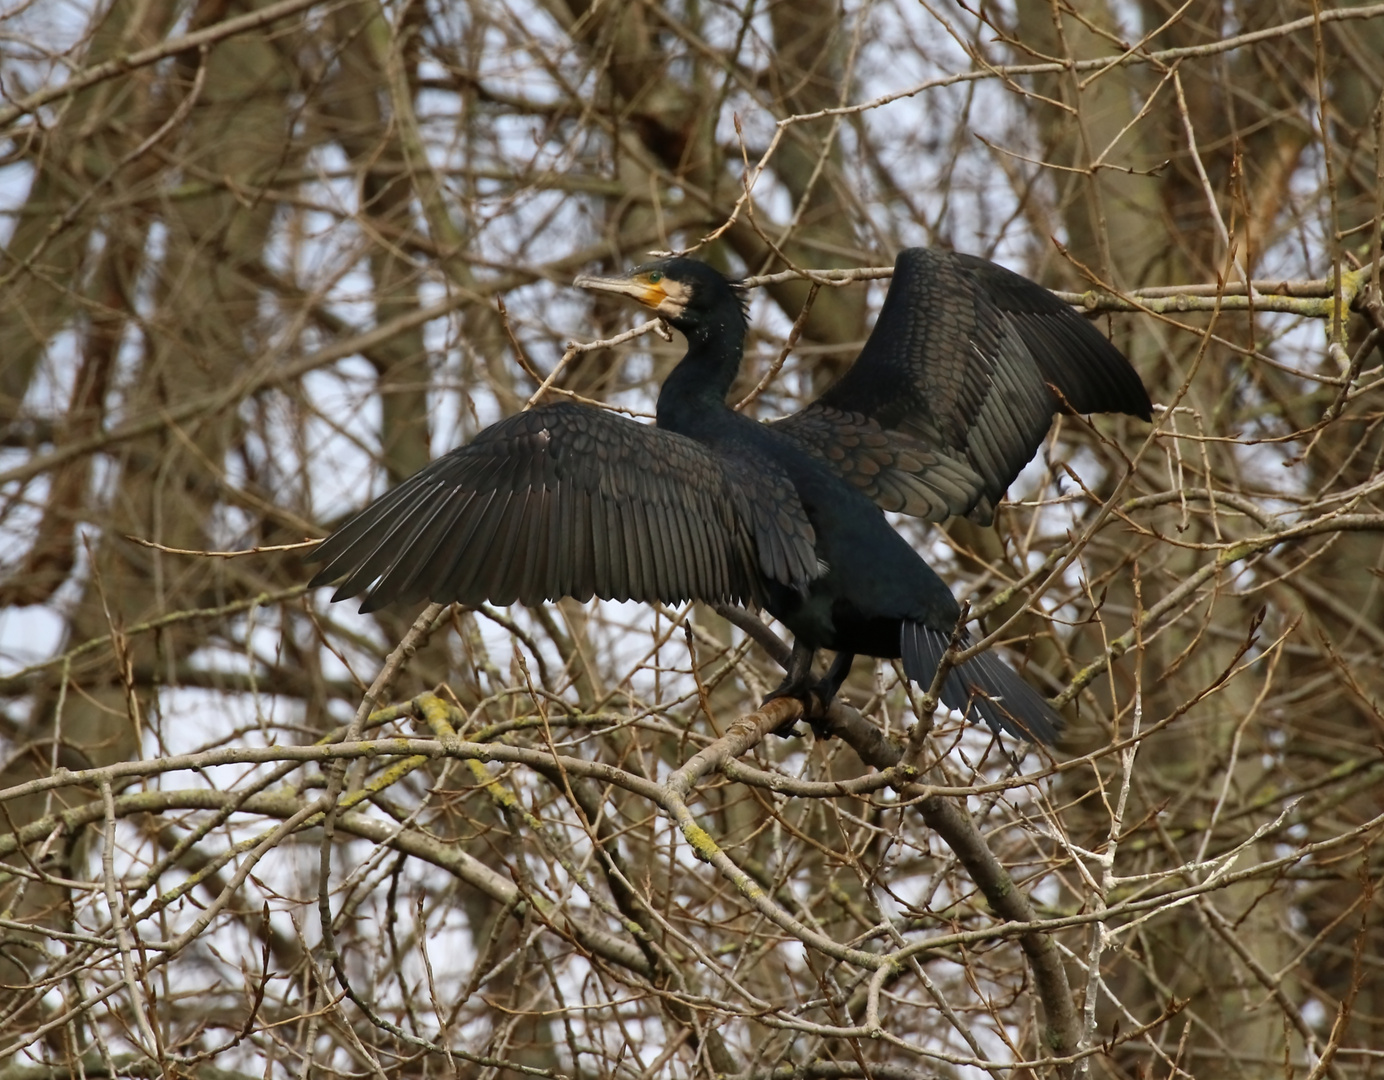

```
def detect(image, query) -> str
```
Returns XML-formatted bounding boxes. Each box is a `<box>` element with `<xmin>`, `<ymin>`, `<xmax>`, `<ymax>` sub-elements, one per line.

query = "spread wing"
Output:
<box><xmin>773</xmin><ymin>248</ymin><xmax>1151</xmax><ymax>524</ymax></box>
<box><xmin>307</xmin><ymin>402</ymin><xmax>819</xmax><ymax>612</ymax></box>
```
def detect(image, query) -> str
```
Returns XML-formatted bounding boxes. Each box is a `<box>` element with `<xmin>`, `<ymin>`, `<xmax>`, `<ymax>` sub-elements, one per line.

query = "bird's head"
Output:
<box><xmin>574</xmin><ymin>257</ymin><xmax>746</xmax><ymax>334</ymax></box>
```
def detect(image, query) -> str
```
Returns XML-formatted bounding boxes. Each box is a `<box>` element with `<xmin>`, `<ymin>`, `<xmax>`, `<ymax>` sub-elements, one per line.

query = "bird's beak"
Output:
<box><xmin>573</xmin><ymin>272</ymin><xmax>668</xmax><ymax>311</ymax></box>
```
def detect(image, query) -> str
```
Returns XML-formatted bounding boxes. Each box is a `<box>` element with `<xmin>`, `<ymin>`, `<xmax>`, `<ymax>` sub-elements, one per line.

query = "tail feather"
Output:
<box><xmin>901</xmin><ymin>622</ymin><xmax>1061</xmax><ymax>744</ymax></box>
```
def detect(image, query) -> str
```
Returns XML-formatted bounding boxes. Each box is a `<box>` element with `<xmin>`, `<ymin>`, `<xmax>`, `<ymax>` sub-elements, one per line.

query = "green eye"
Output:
<box><xmin>647</xmin><ymin>271</ymin><xmax>663</xmax><ymax>283</ymax></box>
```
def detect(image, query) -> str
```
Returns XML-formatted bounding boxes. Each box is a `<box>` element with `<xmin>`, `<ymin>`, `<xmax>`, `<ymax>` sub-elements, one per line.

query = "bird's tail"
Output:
<box><xmin>901</xmin><ymin>622</ymin><xmax>1061</xmax><ymax>744</ymax></box>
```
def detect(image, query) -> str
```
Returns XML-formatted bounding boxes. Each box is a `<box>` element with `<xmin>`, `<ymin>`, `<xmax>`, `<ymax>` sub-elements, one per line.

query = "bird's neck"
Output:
<box><xmin>656</xmin><ymin>315</ymin><xmax>745</xmax><ymax>434</ymax></box>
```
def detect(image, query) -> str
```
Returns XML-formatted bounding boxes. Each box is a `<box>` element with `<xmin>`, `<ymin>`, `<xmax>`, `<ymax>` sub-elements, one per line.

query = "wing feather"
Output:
<box><xmin>356</xmin><ymin>487</ymin><xmax>470</xmax><ymax>612</ymax></box>
<box><xmin>329</xmin><ymin>482</ymin><xmax>451</xmax><ymax>599</ymax></box>
<box><xmin>310</xmin><ymin>402</ymin><xmax>819</xmax><ymax>612</ymax></box>
<box><xmin>571</xmin><ymin>488</ymin><xmax>595</xmax><ymax>602</ymax></box>
<box><xmin>623</xmin><ymin>499</ymin><xmax>648</xmax><ymax>602</ymax></box>
<box><xmin>646</xmin><ymin>502</ymin><xmax>672</xmax><ymax>599</ymax></box>
<box><xmin>774</xmin><ymin>248</ymin><xmax>1150</xmax><ymax>524</ymax></box>
<box><xmin>447</xmin><ymin>489</ymin><xmax>513</xmax><ymax>605</ymax></box>
<box><xmin>496</xmin><ymin>490</ymin><xmax>539</xmax><ymax>605</ymax></box>
<box><xmin>594</xmin><ymin>496</ymin><xmax>617</xmax><ymax>601</ymax></box>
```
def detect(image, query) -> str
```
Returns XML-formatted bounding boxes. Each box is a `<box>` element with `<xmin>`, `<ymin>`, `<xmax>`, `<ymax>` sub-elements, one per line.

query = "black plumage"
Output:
<box><xmin>308</xmin><ymin>249</ymin><xmax>1151</xmax><ymax>742</ymax></box>
<box><xmin>313</xmin><ymin>405</ymin><xmax>813</xmax><ymax>611</ymax></box>
<box><xmin>775</xmin><ymin>251</ymin><xmax>1149</xmax><ymax>524</ymax></box>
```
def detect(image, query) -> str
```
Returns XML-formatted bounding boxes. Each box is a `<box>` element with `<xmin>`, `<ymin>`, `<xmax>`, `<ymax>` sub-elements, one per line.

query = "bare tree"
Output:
<box><xmin>1</xmin><ymin>1</ymin><xmax>1381</xmax><ymax>1077</ymax></box>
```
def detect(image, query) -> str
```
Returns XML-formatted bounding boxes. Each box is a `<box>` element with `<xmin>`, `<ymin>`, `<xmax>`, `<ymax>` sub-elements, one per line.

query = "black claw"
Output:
<box><xmin>762</xmin><ymin>681</ymin><xmax>832</xmax><ymax>738</ymax></box>
<box><xmin>762</xmin><ymin>647</ymin><xmax>853</xmax><ymax>737</ymax></box>
<box><xmin>762</xmin><ymin>684</ymin><xmax>813</xmax><ymax>737</ymax></box>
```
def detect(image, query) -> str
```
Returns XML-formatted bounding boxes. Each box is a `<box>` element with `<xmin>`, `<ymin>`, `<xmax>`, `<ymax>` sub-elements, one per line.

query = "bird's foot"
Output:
<box><xmin>761</xmin><ymin>678</ymin><xmax>836</xmax><ymax>739</ymax></box>
<box><xmin>761</xmin><ymin>643</ymin><xmax>846</xmax><ymax>738</ymax></box>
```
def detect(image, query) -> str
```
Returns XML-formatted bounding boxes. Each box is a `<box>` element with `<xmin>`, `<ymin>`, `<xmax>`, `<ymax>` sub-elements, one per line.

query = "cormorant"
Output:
<box><xmin>308</xmin><ymin>250</ymin><xmax>1151</xmax><ymax>742</ymax></box>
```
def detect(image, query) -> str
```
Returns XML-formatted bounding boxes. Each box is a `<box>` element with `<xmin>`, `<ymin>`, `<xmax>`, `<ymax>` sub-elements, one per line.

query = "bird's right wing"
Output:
<box><xmin>307</xmin><ymin>402</ymin><xmax>819</xmax><ymax>613</ymax></box>
<box><xmin>773</xmin><ymin>249</ymin><xmax>1151</xmax><ymax>524</ymax></box>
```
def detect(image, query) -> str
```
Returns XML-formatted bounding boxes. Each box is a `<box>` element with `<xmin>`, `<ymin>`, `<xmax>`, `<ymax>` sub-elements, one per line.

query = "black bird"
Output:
<box><xmin>308</xmin><ymin>250</ymin><xmax>1151</xmax><ymax>742</ymax></box>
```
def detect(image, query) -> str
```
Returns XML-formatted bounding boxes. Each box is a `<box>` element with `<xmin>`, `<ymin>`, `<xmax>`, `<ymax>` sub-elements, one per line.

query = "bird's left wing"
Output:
<box><xmin>772</xmin><ymin>248</ymin><xmax>1151</xmax><ymax>524</ymax></box>
<box><xmin>307</xmin><ymin>402</ymin><xmax>819</xmax><ymax>612</ymax></box>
